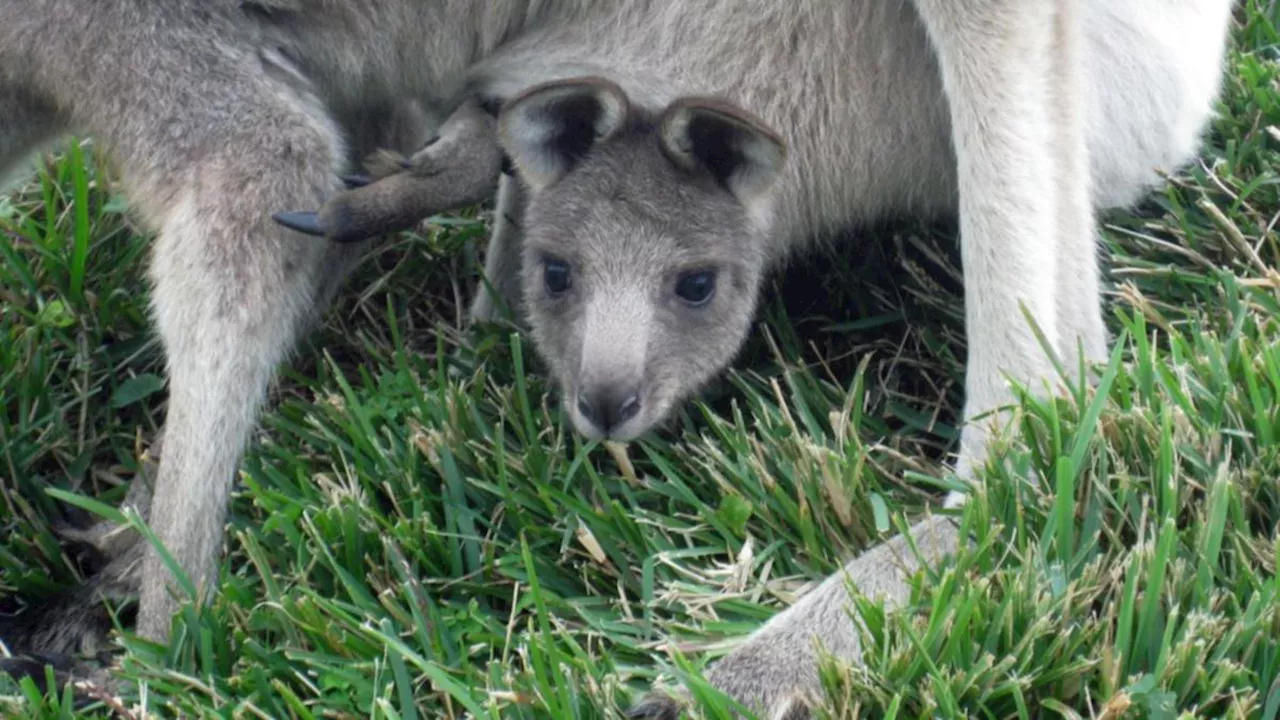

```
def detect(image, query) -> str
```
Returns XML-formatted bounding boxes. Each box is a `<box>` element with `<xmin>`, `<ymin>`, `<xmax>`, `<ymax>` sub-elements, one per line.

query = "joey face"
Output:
<box><xmin>520</xmin><ymin>148</ymin><xmax>768</xmax><ymax>440</ymax></box>
<box><xmin>498</xmin><ymin>78</ymin><xmax>786</xmax><ymax>441</ymax></box>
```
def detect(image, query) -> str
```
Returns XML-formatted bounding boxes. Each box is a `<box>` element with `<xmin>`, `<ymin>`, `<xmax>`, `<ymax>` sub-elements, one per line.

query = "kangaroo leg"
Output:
<box><xmin>1</xmin><ymin>108</ymin><xmax>376</xmax><ymax>694</ymax></box>
<box><xmin>0</xmin><ymin>3</ymin><xmax>387</xmax><ymax>689</ymax></box>
<box><xmin>469</xmin><ymin>172</ymin><xmax>527</xmax><ymax>325</ymax></box>
<box><xmin>913</xmin><ymin>0</ymin><xmax>1074</xmax><ymax>489</ymax></box>
<box><xmin>27</xmin><ymin>43</ymin><xmax>350</xmax><ymax>645</ymax></box>
<box><xmin>1049</xmin><ymin>1</ymin><xmax>1108</xmax><ymax>369</ymax></box>
<box><xmin>630</xmin><ymin>515</ymin><xmax>962</xmax><ymax>719</ymax></box>
<box><xmin>137</xmin><ymin>126</ymin><xmax>352</xmax><ymax>645</ymax></box>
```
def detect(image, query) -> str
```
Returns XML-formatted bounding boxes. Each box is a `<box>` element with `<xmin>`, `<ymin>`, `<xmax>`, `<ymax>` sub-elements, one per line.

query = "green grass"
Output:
<box><xmin>4</xmin><ymin>3</ymin><xmax>1280</xmax><ymax>718</ymax></box>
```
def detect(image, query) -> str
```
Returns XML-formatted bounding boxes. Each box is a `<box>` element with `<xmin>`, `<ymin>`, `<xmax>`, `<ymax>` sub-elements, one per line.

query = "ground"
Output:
<box><xmin>2</xmin><ymin>3</ymin><xmax>1280</xmax><ymax>719</ymax></box>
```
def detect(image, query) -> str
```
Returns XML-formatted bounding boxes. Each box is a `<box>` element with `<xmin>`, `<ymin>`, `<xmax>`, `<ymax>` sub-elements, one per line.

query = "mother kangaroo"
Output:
<box><xmin>0</xmin><ymin>0</ymin><xmax>1236</xmax><ymax>716</ymax></box>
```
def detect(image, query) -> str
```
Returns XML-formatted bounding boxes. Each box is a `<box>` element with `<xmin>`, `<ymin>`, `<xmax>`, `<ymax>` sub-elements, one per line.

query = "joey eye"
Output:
<box><xmin>544</xmin><ymin>257</ymin><xmax>572</xmax><ymax>296</ymax></box>
<box><xmin>675</xmin><ymin>270</ymin><xmax>716</xmax><ymax>306</ymax></box>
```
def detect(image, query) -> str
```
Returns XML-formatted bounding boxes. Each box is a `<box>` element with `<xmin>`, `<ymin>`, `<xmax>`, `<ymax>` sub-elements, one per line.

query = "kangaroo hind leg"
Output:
<box><xmin>131</xmin><ymin>79</ymin><xmax>352</xmax><ymax>644</ymax></box>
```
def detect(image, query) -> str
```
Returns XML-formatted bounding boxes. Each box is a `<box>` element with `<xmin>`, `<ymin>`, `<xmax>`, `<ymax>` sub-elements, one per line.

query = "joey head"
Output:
<box><xmin>498</xmin><ymin>78</ymin><xmax>786</xmax><ymax>441</ymax></box>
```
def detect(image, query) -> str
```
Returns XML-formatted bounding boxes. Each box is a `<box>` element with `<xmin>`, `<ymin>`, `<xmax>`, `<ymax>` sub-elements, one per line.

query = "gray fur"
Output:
<box><xmin>0</xmin><ymin>0</ymin><xmax>1236</xmax><ymax>716</ymax></box>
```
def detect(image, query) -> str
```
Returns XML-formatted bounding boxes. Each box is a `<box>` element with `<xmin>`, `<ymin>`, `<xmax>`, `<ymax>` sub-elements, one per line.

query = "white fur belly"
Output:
<box><xmin>749</xmin><ymin>0</ymin><xmax>957</xmax><ymax>251</ymax></box>
<box><xmin>778</xmin><ymin>0</ymin><xmax>1235</xmax><ymax>247</ymax></box>
<box><xmin>1080</xmin><ymin>0</ymin><xmax>1234</xmax><ymax>208</ymax></box>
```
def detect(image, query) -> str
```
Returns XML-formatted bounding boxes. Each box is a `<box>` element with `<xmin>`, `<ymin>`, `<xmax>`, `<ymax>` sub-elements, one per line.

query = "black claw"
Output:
<box><xmin>341</xmin><ymin>174</ymin><xmax>372</xmax><ymax>189</ymax></box>
<box><xmin>272</xmin><ymin>210</ymin><xmax>328</xmax><ymax>237</ymax></box>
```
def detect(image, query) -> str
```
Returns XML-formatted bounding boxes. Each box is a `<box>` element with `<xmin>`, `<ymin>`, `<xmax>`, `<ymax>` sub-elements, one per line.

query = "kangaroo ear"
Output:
<box><xmin>658</xmin><ymin>97</ymin><xmax>786</xmax><ymax>204</ymax></box>
<box><xmin>498</xmin><ymin>76</ymin><xmax>630</xmax><ymax>190</ymax></box>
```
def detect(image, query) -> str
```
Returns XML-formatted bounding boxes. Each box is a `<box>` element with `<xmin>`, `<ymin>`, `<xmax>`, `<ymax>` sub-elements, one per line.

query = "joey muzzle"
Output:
<box><xmin>575</xmin><ymin>383</ymin><xmax>642</xmax><ymax>437</ymax></box>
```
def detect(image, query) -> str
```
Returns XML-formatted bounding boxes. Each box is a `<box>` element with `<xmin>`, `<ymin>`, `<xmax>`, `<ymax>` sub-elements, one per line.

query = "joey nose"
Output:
<box><xmin>576</xmin><ymin>386</ymin><xmax>642</xmax><ymax>435</ymax></box>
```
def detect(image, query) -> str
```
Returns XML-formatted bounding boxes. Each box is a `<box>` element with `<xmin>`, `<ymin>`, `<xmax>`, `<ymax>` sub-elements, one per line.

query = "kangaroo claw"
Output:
<box><xmin>271</xmin><ymin>210</ymin><xmax>328</xmax><ymax>237</ymax></box>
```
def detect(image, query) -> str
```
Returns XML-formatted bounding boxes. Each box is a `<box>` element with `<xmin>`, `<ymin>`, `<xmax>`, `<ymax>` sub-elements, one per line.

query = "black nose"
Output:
<box><xmin>576</xmin><ymin>386</ymin><xmax>641</xmax><ymax>434</ymax></box>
